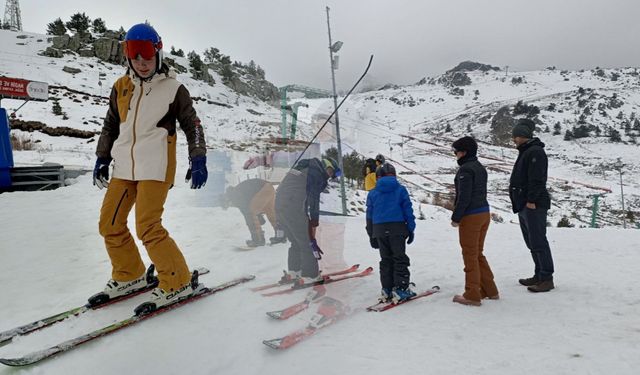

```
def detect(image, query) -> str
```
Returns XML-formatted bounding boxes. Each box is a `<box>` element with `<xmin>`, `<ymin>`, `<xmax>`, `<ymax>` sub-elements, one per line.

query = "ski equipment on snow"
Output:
<box><xmin>0</xmin><ymin>274</ymin><xmax>254</xmax><ymax>367</ymax></box>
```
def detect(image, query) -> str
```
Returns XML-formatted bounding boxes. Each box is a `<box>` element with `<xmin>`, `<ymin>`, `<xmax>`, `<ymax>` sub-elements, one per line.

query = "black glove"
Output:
<box><xmin>93</xmin><ymin>157</ymin><xmax>112</xmax><ymax>189</ymax></box>
<box><xmin>369</xmin><ymin>237</ymin><xmax>379</xmax><ymax>249</ymax></box>
<box><xmin>407</xmin><ymin>232</ymin><xmax>414</xmax><ymax>245</ymax></box>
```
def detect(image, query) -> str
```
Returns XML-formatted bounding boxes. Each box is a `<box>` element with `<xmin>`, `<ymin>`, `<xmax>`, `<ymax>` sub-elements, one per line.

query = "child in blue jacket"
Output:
<box><xmin>365</xmin><ymin>163</ymin><xmax>416</xmax><ymax>303</ymax></box>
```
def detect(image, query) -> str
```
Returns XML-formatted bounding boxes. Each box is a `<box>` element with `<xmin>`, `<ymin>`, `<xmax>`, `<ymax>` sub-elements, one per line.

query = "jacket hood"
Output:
<box><xmin>375</xmin><ymin>175</ymin><xmax>399</xmax><ymax>192</ymax></box>
<box><xmin>457</xmin><ymin>155</ymin><xmax>478</xmax><ymax>167</ymax></box>
<box><xmin>518</xmin><ymin>137</ymin><xmax>545</xmax><ymax>152</ymax></box>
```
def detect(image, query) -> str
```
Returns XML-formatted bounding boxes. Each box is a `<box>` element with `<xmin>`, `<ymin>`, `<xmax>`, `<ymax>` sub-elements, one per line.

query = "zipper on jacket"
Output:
<box><xmin>130</xmin><ymin>80</ymin><xmax>144</xmax><ymax>180</ymax></box>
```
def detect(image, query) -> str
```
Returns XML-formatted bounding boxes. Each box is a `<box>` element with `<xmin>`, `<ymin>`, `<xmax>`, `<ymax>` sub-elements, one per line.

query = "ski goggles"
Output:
<box><xmin>121</xmin><ymin>40</ymin><xmax>162</xmax><ymax>60</ymax></box>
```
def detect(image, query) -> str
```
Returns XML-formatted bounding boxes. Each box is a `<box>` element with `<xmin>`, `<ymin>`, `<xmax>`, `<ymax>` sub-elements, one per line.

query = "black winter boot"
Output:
<box><xmin>518</xmin><ymin>276</ymin><xmax>539</xmax><ymax>287</ymax></box>
<box><xmin>527</xmin><ymin>278</ymin><xmax>554</xmax><ymax>293</ymax></box>
<box><xmin>246</xmin><ymin>230</ymin><xmax>266</xmax><ymax>247</ymax></box>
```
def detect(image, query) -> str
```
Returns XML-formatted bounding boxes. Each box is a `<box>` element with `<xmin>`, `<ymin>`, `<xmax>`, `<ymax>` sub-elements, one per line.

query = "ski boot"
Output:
<box><xmin>294</xmin><ymin>274</ymin><xmax>323</xmax><ymax>288</ymax></box>
<box><xmin>308</xmin><ymin>297</ymin><xmax>347</xmax><ymax>329</ymax></box>
<box><xmin>378</xmin><ymin>287</ymin><xmax>393</xmax><ymax>303</ymax></box>
<box><xmin>88</xmin><ymin>264</ymin><xmax>158</xmax><ymax>307</ymax></box>
<box><xmin>279</xmin><ymin>270</ymin><xmax>301</xmax><ymax>285</ymax></box>
<box><xmin>269</xmin><ymin>229</ymin><xmax>287</xmax><ymax>245</ymax></box>
<box><xmin>391</xmin><ymin>283</ymin><xmax>417</xmax><ymax>304</ymax></box>
<box><xmin>246</xmin><ymin>230</ymin><xmax>266</xmax><ymax>248</ymax></box>
<box><xmin>134</xmin><ymin>270</ymin><xmax>202</xmax><ymax>316</ymax></box>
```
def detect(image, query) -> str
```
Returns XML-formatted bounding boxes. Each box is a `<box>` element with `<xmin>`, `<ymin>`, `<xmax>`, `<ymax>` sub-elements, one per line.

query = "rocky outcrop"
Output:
<box><xmin>447</xmin><ymin>61</ymin><xmax>500</xmax><ymax>73</ymax></box>
<box><xmin>10</xmin><ymin>119</ymin><xmax>99</xmax><ymax>139</ymax></box>
<box><xmin>62</xmin><ymin>66</ymin><xmax>82</xmax><ymax>74</ymax></box>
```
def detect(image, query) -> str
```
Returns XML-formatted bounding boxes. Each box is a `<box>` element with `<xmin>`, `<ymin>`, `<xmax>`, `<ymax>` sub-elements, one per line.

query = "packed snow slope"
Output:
<box><xmin>1</xmin><ymin>28</ymin><xmax>640</xmax><ymax>375</ymax></box>
<box><xmin>0</xmin><ymin>175</ymin><xmax>639</xmax><ymax>375</ymax></box>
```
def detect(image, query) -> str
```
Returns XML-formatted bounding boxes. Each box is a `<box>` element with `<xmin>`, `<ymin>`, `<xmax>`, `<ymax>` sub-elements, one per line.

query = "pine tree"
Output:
<box><xmin>220</xmin><ymin>63</ymin><xmax>235</xmax><ymax>84</ymax></box>
<box><xmin>92</xmin><ymin>18</ymin><xmax>107</xmax><ymax>34</ymax></box>
<box><xmin>46</xmin><ymin>18</ymin><xmax>67</xmax><ymax>36</ymax></box>
<box><xmin>256</xmin><ymin>65</ymin><xmax>265</xmax><ymax>79</ymax></box>
<box><xmin>65</xmin><ymin>12</ymin><xmax>91</xmax><ymax>35</ymax></box>
<box><xmin>609</xmin><ymin>129</ymin><xmax>622</xmax><ymax>142</ymax></box>
<box><xmin>203</xmin><ymin>47</ymin><xmax>220</xmax><ymax>63</ymax></box>
<box><xmin>564</xmin><ymin>129</ymin><xmax>574</xmax><ymax>141</ymax></box>
<box><xmin>187</xmin><ymin>51</ymin><xmax>204</xmax><ymax>72</ymax></box>
<box><xmin>52</xmin><ymin>100</ymin><xmax>63</xmax><ymax>116</ymax></box>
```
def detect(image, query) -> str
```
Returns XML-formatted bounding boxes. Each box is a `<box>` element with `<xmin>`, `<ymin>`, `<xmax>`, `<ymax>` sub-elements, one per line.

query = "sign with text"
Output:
<box><xmin>0</xmin><ymin>77</ymin><xmax>48</xmax><ymax>102</ymax></box>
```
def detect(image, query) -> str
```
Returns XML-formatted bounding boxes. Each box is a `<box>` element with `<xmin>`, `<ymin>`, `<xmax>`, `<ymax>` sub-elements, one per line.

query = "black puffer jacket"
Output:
<box><xmin>451</xmin><ymin>155</ymin><xmax>489</xmax><ymax>223</ymax></box>
<box><xmin>509</xmin><ymin>138</ymin><xmax>551</xmax><ymax>213</ymax></box>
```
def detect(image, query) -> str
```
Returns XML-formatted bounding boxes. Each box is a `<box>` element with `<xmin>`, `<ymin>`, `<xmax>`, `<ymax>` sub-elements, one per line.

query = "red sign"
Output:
<box><xmin>0</xmin><ymin>77</ymin><xmax>48</xmax><ymax>102</ymax></box>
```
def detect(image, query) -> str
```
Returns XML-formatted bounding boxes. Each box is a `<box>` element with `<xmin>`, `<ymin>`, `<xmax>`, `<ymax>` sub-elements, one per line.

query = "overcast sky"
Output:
<box><xmin>17</xmin><ymin>0</ymin><xmax>640</xmax><ymax>90</ymax></box>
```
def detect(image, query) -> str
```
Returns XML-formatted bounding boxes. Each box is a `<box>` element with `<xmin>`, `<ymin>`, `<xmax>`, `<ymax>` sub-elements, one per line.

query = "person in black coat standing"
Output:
<box><xmin>450</xmin><ymin>136</ymin><xmax>499</xmax><ymax>306</ymax></box>
<box><xmin>509</xmin><ymin>118</ymin><xmax>555</xmax><ymax>292</ymax></box>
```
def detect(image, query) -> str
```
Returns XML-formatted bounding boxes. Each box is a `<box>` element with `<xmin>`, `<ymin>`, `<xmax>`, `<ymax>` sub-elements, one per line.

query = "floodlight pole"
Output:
<box><xmin>326</xmin><ymin>6</ymin><xmax>347</xmax><ymax>215</ymax></box>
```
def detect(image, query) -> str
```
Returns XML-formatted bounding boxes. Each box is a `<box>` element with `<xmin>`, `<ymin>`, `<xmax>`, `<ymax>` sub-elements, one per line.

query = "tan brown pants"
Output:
<box><xmin>99</xmin><ymin>178</ymin><xmax>190</xmax><ymax>292</ymax></box>
<box><xmin>458</xmin><ymin>212</ymin><xmax>498</xmax><ymax>302</ymax></box>
<box><xmin>249</xmin><ymin>183</ymin><xmax>277</xmax><ymax>232</ymax></box>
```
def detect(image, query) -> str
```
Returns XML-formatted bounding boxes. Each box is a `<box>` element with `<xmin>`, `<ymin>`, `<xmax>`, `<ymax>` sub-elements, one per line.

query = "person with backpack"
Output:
<box><xmin>366</xmin><ymin>163</ymin><xmax>417</xmax><ymax>304</ymax></box>
<box><xmin>450</xmin><ymin>136</ymin><xmax>499</xmax><ymax>306</ymax></box>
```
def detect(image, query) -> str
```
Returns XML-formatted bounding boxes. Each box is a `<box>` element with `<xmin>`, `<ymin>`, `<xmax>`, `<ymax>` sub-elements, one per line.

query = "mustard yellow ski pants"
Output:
<box><xmin>99</xmin><ymin>178</ymin><xmax>190</xmax><ymax>292</ymax></box>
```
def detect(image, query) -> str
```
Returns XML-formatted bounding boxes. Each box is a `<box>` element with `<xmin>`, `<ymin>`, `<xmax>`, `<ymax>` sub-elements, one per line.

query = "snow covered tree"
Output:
<box><xmin>220</xmin><ymin>63</ymin><xmax>235</xmax><ymax>84</ymax></box>
<box><xmin>203</xmin><ymin>47</ymin><xmax>220</xmax><ymax>63</ymax></box>
<box><xmin>170</xmin><ymin>46</ymin><xmax>185</xmax><ymax>57</ymax></box>
<box><xmin>188</xmin><ymin>51</ymin><xmax>204</xmax><ymax>72</ymax></box>
<box><xmin>553</xmin><ymin>122</ymin><xmax>562</xmax><ymax>135</ymax></box>
<box><xmin>564</xmin><ymin>129</ymin><xmax>574</xmax><ymax>141</ymax></box>
<box><xmin>256</xmin><ymin>65</ymin><xmax>266</xmax><ymax>79</ymax></box>
<box><xmin>65</xmin><ymin>12</ymin><xmax>91</xmax><ymax>35</ymax></box>
<box><xmin>47</xmin><ymin>18</ymin><xmax>67</xmax><ymax>36</ymax></box>
<box><xmin>92</xmin><ymin>18</ymin><xmax>107</xmax><ymax>34</ymax></box>
<box><xmin>609</xmin><ymin>129</ymin><xmax>621</xmax><ymax>142</ymax></box>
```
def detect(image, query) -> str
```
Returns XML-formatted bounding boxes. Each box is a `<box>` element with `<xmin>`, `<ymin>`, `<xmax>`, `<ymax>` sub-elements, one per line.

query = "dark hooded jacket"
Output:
<box><xmin>451</xmin><ymin>155</ymin><xmax>490</xmax><ymax>223</ymax></box>
<box><xmin>275</xmin><ymin>158</ymin><xmax>328</xmax><ymax>227</ymax></box>
<box><xmin>509</xmin><ymin>138</ymin><xmax>551</xmax><ymax>213</ymax></box>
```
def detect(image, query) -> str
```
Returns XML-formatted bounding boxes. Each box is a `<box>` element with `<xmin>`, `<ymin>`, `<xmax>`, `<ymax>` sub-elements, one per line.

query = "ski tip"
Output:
<box><xmin>262</xmin><ymin>339</ymin><xmax>283</xmax><ymax>350</ymax></box>
<box><xmin>194</xmin><ymin>267</ymin><xmax>210</xmax><ymax>275</ymax></box>
<box><xmin>0</xmin><ymin>357</ymin><xmax>35</xmax><ymax>367</ymax></box>
<box><xmin>432</xmin><ymin>285</ymin><xmax>441</xmax><ymax>291</ymax></box>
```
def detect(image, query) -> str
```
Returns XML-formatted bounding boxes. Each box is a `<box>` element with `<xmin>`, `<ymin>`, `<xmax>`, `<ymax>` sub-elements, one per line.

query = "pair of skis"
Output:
<box><xmin>262</xmin><ymin>285</ymin><xmax>441</xmax><ymax>350</ymax></box>
<box><xmin>0</xmin><ymin>265</ymin><xmax>207</xmax><ymax>348</ymax></box>
<box><xmin>0</xmin><ymin>271</ymin><xmax>255</xmax><ymax>367</ymax></box>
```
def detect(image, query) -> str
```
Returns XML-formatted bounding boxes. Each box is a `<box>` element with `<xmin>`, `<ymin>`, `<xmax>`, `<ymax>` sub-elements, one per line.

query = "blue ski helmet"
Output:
<box><xmin>123</xmin><ymin>23</ymin><xmax>163</xmax><ymax>73</ymax></box>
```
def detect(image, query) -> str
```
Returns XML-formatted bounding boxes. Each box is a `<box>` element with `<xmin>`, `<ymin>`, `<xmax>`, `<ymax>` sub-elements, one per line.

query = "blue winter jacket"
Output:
<box><xmin>366</xmin><ymin>176</ymin><xmax>416</xmax><ymax>233</ymax></box>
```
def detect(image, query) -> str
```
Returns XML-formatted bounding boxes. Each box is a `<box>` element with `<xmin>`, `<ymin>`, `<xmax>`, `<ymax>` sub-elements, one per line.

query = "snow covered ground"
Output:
<box><xmin>1</xmin><ymin>27</ymin><xmax>640</xmax><ymax>374</ymax></box>
<box><xmin>1</xmin><ymin>174</ymin><xmax>639</xmax><ymax>374</ymax></box>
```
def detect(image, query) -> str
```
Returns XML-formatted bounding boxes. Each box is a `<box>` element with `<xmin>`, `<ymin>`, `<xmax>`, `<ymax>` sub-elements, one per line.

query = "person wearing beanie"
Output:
<box><xmin>366</xmin><ymin>162</ymin><xmax>417</xmax><ymax>304</ymax></box>
<box><xmin>509</xmin><ymin>118</ymin><xmax>555</xmax><ymax>293</ymax></box>
<box><xmin>450</xmin><ymin>136</ymin><xmax>499</xmax><ymax>306</ymax></box>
